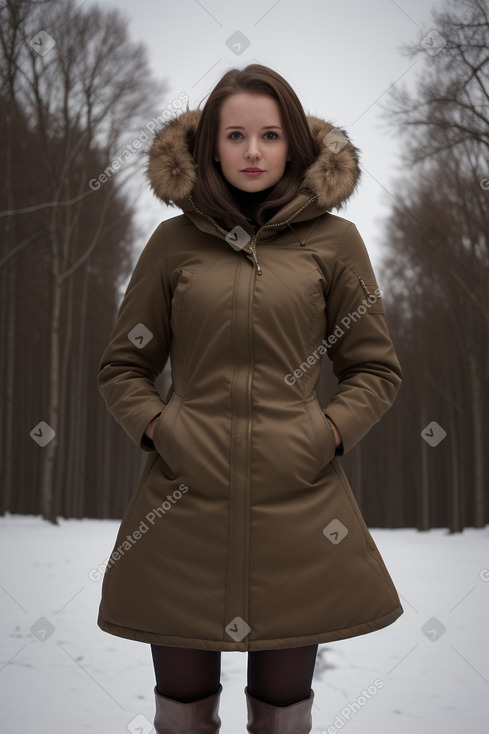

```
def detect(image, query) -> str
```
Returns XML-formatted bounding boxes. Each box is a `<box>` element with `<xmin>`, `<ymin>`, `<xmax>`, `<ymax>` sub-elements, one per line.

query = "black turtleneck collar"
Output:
<box><xmin>224</xmin><ymin>180</ymin><xmax>281</xmax><ymax>232</ymax></box>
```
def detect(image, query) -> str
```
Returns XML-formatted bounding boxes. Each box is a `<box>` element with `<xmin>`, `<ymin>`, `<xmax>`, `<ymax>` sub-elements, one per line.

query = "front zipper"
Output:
<box><xmin>247</xmin><ymin>258</ymin><xmax>256</xmax><ymax>451</ymax></box>
<box><xmin>186</xmin><ymin>193</ymin><xmax>319</xmax><ymax>275</ymax></box>
<box><xmin>246</xmin><ymin>259</ymin><xmax>256</xmax><ymax>624</ymax></box>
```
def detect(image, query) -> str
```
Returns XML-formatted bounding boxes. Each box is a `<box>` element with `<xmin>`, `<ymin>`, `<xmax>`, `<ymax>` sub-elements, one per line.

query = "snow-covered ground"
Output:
<box><xmin>1</xmin><ymin>515</ymin><xmax>488</xmax><ymax>733</ymax></box>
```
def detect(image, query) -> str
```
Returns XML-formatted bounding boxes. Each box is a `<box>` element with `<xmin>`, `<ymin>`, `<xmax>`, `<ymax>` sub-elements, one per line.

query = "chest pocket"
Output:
<box><xmin>305</xmin><ymin>267</ymin><xmax>327</xmax><ymax>343</ymax></box>
<box><xmin>171</xmin><ymin>267</ymin><xmax>202</xmax><ymax>310</ymax></box>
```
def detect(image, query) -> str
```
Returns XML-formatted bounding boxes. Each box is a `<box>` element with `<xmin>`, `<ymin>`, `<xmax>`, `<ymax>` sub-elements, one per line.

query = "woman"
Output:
<box><xmin>96</xmin><ymin>64</ymin><xmax>403</xmax><ymax>734</ymax></box>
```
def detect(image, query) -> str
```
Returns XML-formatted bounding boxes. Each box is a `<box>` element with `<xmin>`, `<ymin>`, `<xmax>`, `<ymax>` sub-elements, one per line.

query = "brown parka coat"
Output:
<box><xmin>96</xmin><ymin>108</ymin><xmax>403</xmax><ymax>651</ymax></box>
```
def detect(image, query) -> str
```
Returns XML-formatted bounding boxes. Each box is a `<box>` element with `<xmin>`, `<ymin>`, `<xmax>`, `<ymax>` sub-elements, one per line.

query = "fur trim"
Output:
<box><xmin>300</xmin><ymin>116</ymin><xmax>361</xmax><ymax>210</ymax></box>
<box><xmin>145</xmin><ymin>108</ymin><xmax>361</xmax><ymax>211</ymax></box>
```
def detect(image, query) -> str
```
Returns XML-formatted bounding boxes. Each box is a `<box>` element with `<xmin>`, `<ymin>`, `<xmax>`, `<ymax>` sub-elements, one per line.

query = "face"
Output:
<box><xmin>215</xmin><ymin>92</ymin><xmax>290</xmax><ymax>192</ymax></box>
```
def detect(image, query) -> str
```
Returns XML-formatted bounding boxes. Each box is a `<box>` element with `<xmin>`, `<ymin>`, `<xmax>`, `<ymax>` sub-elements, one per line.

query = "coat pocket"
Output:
<box><xmin>351</xmin><ymin>269</ymin><xmax>385</xmax><ymax>314</ymax></box>
<box><xmin>152</xmin><ymin>393</ymin><xmax>182</xmax><ymax>479</ymax></box>
<box><xmin>304</xmin><ymin>394</ymin><xmax>336</xmax><ymax>480</ymax></box>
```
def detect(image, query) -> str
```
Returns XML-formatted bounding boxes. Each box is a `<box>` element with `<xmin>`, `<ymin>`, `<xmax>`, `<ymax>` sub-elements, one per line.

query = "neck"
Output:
<box><xmin>225</xmin><ymin>180</ymin><xmax>278</xmax><ymax>230</ymax></box>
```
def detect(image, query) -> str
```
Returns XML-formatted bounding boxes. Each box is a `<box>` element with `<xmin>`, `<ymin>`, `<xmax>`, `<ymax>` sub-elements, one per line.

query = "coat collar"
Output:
<box><xmin>145</xmin><ymin>107</ymin><xmax>361</xmax><ymax>238</ymax></box>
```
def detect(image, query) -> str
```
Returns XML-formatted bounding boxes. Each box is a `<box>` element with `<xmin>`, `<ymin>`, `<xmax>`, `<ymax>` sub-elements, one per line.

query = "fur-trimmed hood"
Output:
<box><xmin>145</xmin><ymin>107</ymin><xmax>361</xmax><ymax>230</ymax></box>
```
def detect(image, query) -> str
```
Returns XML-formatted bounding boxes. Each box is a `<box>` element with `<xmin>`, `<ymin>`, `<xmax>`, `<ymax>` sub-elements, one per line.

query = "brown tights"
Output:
<box><xmin>151</xmin><ymin>643</ymin><xmax>318</xmax><ymax>706</ymax></box>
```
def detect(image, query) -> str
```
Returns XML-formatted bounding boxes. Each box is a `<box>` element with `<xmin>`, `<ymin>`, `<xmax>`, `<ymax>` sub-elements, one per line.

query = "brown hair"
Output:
<box><xmin>191</xmin><ymin>64</ymin><xmax>317</xmax><ymax>233</ymax></box>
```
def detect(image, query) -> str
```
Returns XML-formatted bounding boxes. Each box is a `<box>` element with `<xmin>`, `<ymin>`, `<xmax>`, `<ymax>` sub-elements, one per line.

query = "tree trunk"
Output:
<box><xmin>468</xmin><ymin>353</ymin><xmax>485</xmax><ymax>527</ymax></box>
<box><xmin>40</xmin><ymin>267</ymin><xmax>62</xmax><ymax>524</ymax></box>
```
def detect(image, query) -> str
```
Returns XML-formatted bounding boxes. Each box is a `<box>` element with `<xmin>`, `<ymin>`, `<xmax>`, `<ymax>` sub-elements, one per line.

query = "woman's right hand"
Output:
<box><xmin>145</xmin><ymin>413</ymin><xmax>161</xmax><ymax>440</ymax></box>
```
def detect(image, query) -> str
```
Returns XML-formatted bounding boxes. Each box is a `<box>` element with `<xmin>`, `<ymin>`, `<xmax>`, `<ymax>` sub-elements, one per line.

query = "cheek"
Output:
<box><xmin>219</xmin><ymin>143</ymin><xmax>238</xmax><ymax>166</ymax></box>
<box><xmin>273</xmin><ymin>143</ymin><xmax>289</xmax><ymax>167</ymax></box>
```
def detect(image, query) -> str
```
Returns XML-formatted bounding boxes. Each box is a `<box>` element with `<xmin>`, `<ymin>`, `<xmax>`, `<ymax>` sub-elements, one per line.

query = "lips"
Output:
<box><xmin>242</xmin><ymin>168</ymin><xmax>264</xmax><ymax>172</ymax></box>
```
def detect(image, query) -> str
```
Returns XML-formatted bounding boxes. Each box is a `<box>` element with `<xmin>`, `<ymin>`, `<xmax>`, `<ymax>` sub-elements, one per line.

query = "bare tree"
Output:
<box><xmin>385</xmin><ymin>0</ymin><xmax>489</xmax><ymax>161</ymax></box>
<box><xmin>375</xmin><ymin>0</ymin><xmax>489</xmax><ymax>530</ymax></box>
<box><xmin>0</xmin><ymin>0</ymin><xmax>168</xmax><ymax>522</ymax></box>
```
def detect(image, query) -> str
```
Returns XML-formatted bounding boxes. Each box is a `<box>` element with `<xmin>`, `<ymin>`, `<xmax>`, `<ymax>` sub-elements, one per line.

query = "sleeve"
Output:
<box><xmin>97</xmin><ymin>222</ymin><xmax>172</xmax><ymax>452</ymax></box>
<box><xmin>322</xmin><ymin>222</ymin><xmax>402</xmax><ymax>455</ymax></box>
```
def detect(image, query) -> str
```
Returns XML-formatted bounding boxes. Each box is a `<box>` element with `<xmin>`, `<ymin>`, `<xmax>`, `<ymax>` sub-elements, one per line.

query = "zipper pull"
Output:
<box><xmin>248</xmin><ymin>238</ymin><xmax>262</xmax><ymax>275</ymax></box>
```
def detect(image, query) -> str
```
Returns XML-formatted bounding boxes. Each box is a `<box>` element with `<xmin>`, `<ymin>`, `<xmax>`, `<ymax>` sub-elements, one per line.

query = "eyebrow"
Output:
<box><xmin>224</xmin><ymin>125</ymin><xmax>282</xmax><ymax>130</ymax></box>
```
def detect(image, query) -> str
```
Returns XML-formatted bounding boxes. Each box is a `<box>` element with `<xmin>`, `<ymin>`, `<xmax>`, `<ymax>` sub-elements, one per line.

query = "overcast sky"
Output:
<box><xmin>89</xmin><ymin>0</ymin><xmax>447</xmax><ymax>274</ymax></box>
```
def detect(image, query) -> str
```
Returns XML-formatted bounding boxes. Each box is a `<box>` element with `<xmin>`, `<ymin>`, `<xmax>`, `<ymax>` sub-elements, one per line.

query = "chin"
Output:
<box><xmin>239</xmin><ymin>177</ymin><xmax>271</xmax><ymax>190</ymax></box>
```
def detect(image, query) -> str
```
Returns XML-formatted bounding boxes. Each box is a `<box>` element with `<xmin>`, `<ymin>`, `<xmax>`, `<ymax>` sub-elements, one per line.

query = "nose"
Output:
<box><xmin>245</xmin><ymin>138</ymin><xmax>262</xmax><ymax>160</ymax></box>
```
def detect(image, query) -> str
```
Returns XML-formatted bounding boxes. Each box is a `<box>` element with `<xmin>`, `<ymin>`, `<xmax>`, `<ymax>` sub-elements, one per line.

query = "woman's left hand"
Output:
<box><xmin>326</xmin><ymin>417</ymin><xmax>342</xmax><ymax>448</ymax></box>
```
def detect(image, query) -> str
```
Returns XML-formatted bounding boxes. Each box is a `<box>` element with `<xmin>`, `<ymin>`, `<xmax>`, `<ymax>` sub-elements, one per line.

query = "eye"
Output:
<box><xmin>264</xmin><ymin>131</ymin><xmax>279</xmax><ymax>140</ymax></box>
<box><xmin>228</xmin><ymin>131</ymin><xmax>243</xmax><ymax>140</ymax></box>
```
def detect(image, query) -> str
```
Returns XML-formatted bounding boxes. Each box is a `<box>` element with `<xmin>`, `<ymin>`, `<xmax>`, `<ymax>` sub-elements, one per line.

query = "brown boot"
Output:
<box><xmin>153</xmin><ymin>684</ymin><xmax>222</xmax><ymax>733</ymax></box>
<box><xmin>245</xmin><ymin>687</ymin><xmax>314</xmax><ymax>734</ymax></box>
<box><xmin>244</xmin><ymin>686</ymin><xmax>314</xmax><ymax>733</ymax></box>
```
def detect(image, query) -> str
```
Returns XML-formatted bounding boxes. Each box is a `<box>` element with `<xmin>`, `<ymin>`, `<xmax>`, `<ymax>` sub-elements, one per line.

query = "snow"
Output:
<box><xmin>1</xmin><ymin>515</ymin><xmax>488</xmax><ymax>733</ymax></box>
